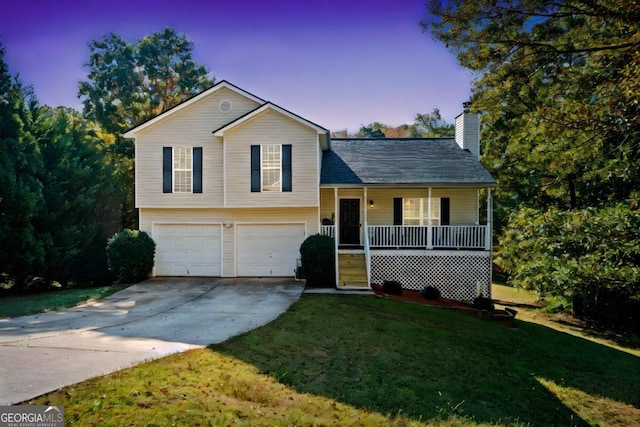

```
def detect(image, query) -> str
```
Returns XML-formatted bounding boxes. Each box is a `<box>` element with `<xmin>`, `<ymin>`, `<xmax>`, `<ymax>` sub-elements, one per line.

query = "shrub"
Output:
<box><xmin>106</xmin><ymin>229</ymin><xmax>156</xmax><ymax>283</ymax></box>
<box><xmin>421</xmin><ymin>285</ymin><xmax>441</xmax><ymax>300</ymax></box>
<box><xmin>473</xmin><ymin>296</ymin><xmax>494</xmax><ymax>311</ymax></box>
<box><xmin>382</xmin><ymin>280</ymin><xmax>403</xmax><ymax>295</ymax></box>
<box><xmin>300</xmin><ymin>234</ymin><xmax>335</xmax><ymax>288</ymax></box>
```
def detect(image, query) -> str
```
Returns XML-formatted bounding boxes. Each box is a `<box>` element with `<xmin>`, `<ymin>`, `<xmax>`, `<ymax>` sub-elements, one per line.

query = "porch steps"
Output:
<box><xmin>338</xmin><ymin>253</ymin><xmax>369</xmax><ymax>288</ymax></box>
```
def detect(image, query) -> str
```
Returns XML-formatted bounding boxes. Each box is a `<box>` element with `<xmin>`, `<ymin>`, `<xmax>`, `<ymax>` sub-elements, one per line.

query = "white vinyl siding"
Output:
<box><xmin>134</xmin><ymin>87</ymin><xmax>261</xmax><ymax>208</ymax></box>
<box><xmin>261</xmin><ymin>144</ymin><xmax>281</xmax><ymax>192</ymax></box>
<box><xmin>403</xmin><ymin>198</ymin><xmax>440</xmax><ymax>226</ymax></box>
<box><xmin>321</xmin><ymin>188</ymin><xmax>479</xmax><ymax>225</ymax></box>
<box><xmin>225</xmin><ymin>109</ymin><xmax>319</xmax><ymax>207</ymax></box>
<box><xmin>173</xmin><ymin>147</ymin><xmax>192</xmax><ymax>193</ymax></box>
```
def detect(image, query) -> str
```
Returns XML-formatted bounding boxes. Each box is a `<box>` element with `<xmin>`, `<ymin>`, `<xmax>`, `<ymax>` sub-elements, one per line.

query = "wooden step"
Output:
<box><xmin>338</xmin><ymin>253</ymin><xmax>368</xmax><ymax>287</ymax></box>
<box><xmin>338</xmin><ymin>280</ymin><xmax>369</xmax><ymax>288</ymax></box>
<box><xmin>338</xmin><ymin>259</ymin><xmax>366</xmax><ymax>268</ymax></box>
<box><xmin>339</xmin><ymin>274</ymin><xmax>368</xmax><ymax>283</ymax></box>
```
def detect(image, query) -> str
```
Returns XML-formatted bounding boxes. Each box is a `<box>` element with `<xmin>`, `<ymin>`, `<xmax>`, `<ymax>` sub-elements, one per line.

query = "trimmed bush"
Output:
<box><xmin>300</xmin><ymin>234</ymin><xmax>335</xmax><ymax>288</ymax></box>
<box><xmin>421</xmin><ymin>285</ymin><xmax>441</xmax><ymax>300</ymax></box>
<box><xmin>106</xmin><ymin>229</ymin><xmax>156</xmax><ymax>283</ymax></box>
<box><xmin>473</xmin><ymin>296</ymin><xmax>494</xmax><ymax>311</ymax></box>
<box><xmin>382</xmin><ymin>280</ymin><xmax>403</xmax><ymax>295</ymax></box>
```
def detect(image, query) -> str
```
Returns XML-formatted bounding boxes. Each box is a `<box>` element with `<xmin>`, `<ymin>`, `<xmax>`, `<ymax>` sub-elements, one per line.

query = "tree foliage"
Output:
<box><xmin>415</xmin><ymin>108</ymin><xmax>455</xmax><ymax>137</ymax></box>
<box><xmin>78</xmin><ymin>27</ymin><xmax>214</xmax><ymax>229</ymax></box>
<box><xmin>0</xmin><ymin>42</ymin><xmax>120</xmax><ymax>291</ymax></box>
<box><xmin>33</xmin><ymin>106</ymin><xmax>121</xmax><ymax>286</ymax></box>
<box><xmin>79</xmin><ymin>27</ymin><xmax>214</xmax><ymax>136</ymax></box>
<box><xmin>0</xmin><ymin>45</ymin><xmax>45</xmax><ymax>289</ymax></box>
<box><xmin>422</xmin><ymin>1</ymin><xmax>640</xmax><ymax>328</ymax></box>
<box><xmin>335</xmin><ymin>109</ymin><xmax>455</xmax><ymax>138</ymax></box>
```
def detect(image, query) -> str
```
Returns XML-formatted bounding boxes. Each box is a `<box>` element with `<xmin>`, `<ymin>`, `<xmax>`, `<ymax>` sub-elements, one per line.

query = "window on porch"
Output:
<box><xmin>403</xmin><ymin>198</ymin><xmax>440</xmax><ymax>226</ymax></box>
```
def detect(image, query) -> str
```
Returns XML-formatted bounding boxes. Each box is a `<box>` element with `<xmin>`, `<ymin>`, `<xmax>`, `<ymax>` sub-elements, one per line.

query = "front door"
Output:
<box><xmin>340</xmin><ymin>199</ymin><xmax>360</xmax><ymax>245</ymax></box>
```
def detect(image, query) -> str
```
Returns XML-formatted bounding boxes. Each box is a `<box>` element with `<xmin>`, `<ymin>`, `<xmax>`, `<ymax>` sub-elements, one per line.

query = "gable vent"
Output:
<box><xmin>218</xmin><ymin>100</ymin><xmax>233</xmax><ymax>113</ymax></box>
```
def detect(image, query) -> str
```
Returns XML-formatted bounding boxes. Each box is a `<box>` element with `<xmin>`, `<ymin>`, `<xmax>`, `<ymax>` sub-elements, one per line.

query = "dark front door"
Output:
<box><xmin>340</xmin><ymin>199</ymin><xmax>360</xmax><ymax>245</ymax></box>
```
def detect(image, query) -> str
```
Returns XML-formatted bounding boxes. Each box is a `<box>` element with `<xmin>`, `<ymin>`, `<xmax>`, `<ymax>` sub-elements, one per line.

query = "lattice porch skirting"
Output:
<box><xmin>370</xmin><ymin>250</ymin><xmax>492</xmax><ymax>302</ymax></box>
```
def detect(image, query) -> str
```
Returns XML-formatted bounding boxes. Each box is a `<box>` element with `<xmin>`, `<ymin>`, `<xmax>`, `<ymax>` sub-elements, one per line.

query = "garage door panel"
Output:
<box><xmin>154</xmin><ymin>225</ymin><xmax>221</xmax><ymax>276</ymax></box>
<box><xmin>237</xmin><ymin>224</ymin><xmax>305</xmax><ymax>277</ymax></box>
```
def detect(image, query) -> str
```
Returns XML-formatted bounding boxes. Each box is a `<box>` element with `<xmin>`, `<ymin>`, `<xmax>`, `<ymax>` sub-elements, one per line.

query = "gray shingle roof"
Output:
<box><xmin>321</xmin><ymin>138</ymin><xmax>496</xmax><ymax>186</ymax></box>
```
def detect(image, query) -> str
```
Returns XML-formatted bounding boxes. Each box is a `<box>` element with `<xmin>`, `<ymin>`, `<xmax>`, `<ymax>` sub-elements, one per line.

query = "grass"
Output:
<box><xmin>492</xmin><ymin>283</ymin><xmax>640</xmax><ymax>354</ymax></box>
<box><xmin>0</xmin><ymin>284</ymin><xmax>128</xmax><ymax>318</ymax></box>
<box><xmin>28</xmin><ymin>294</ymin><xmax>640</xmax><ymax>426</ymax></box>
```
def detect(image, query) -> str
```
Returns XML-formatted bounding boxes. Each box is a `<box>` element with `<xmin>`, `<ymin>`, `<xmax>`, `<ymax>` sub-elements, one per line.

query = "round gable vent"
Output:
<box><xmin>218</xmin><ymin>100</ymin><xmax>233</xmax><ymax>113</ymax></box>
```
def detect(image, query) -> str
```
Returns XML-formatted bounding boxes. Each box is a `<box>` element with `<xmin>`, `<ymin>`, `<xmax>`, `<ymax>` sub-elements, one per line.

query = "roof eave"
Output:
<box><xmin>319</xmin><ymin>182</ymin><xmax>497</xmax><ymax>188</ymax></box>
<box><xmin>212</xmin><ymin>102</ymin><xmax>328</xmax><ymax>137</ymax></box>
<box><xmin>122</xmin><ymin>80</ymin><xmax>265</xmax><ymax>138</ymax></box>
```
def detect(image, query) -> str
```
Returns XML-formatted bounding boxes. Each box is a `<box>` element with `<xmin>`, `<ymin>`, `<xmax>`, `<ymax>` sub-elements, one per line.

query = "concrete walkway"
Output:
<box><xmin>0</xmin><ymin>278</ymin><xmax>303</xmax><ymax>405</ymax></box>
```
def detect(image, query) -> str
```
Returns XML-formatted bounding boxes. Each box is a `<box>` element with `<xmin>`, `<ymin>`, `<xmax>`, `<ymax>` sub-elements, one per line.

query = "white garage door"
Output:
<box><xmin>237</xmin><ymin>224</ymin><xmax>306</xmax><ymax>276</ymax></box>
<box><xmin>154</xmin><ymin>224</ymin><xmax>222</xmax><ymax>276</ymax></box>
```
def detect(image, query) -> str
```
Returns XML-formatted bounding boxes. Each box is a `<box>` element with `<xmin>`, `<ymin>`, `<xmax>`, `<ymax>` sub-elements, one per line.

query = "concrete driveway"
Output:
<box><xmin>0</xmin><ymin>278</ymin><xmax>304</xmax><ymax>405</ymax></box>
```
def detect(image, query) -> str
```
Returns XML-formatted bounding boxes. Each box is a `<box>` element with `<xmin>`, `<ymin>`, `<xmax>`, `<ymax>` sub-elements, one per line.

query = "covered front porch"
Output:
<box><xmin>319</xmin><ymin>186</ymin><xmax>494</xmax><ymax>302</ymax></box>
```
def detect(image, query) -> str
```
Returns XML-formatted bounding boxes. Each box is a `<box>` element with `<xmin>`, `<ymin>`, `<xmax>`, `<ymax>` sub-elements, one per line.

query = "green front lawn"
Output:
<box><xmin>0</xmin><ymin>284</ymin><xmax>128</xmax><ymax>318</ymax></box>
<box><xmin>30</xmin><ymin>295</ymin><xmax>640</xmax><ymax>426</ymax></box>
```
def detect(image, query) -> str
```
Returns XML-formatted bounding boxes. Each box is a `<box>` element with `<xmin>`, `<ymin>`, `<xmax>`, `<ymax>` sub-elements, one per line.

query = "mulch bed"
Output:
<box><xmin>370</xmin><ymin>283</ymin><xmax>518</xmax><ymax>327</ymax></box>
<box><xmin>370</xmin><ymin>283</ymin><xmax>472</xmax><ymax>309</ymax></box>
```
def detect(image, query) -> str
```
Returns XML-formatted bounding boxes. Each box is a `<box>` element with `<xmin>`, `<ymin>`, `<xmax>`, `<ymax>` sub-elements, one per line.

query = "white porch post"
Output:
<box><xmin>334</xmin><ymin>187</ymin><xmax>339</xmax><ymax>287</ymax></box>
<box><xmin>363</xmin><ymin>187</ymin><xmax>368</xmax><ymax>228</ymax></box>
<box><xmin>476</xmin><ymin>189</ymin><xmax>480</xmax><ymax>224</ymax></box>
<box><xmin>427</xmin><ymin>187</ymin><xmax>433</xmax><ymax>249</ymax></box>
<box><xmin>485</xmin><ymin>188</ymin><xmax>492</xmax><ymax>251</ymax></box>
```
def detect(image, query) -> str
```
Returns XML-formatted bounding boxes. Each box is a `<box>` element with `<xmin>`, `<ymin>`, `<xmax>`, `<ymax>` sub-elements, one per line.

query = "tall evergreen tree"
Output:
<box><xmin>0</xmin><ymin>44</ymin><xmax>46</xmax><ymax>289</ymax></box>
<box><xmin>32</xmin><ymin>106</ymin><xmax>120</xmax><ymax>287</ymax></box>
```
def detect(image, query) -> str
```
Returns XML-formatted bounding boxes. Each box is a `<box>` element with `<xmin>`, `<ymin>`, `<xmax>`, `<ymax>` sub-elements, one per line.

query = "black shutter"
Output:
<box><xmin>282</xmin><ymin>144</ymin><xmax>292</xmax><ymax>192</ymax></box>
<box><xmin>250</xmin><ymin>145</ymin><xmax>260</xmax><ymax>192</ymax></box>
<box><xmin>163</xmin><ymin>147</ymin><xmax>172</xmax><ymax>193</ymax></box>
<box><xmin>193</xmin><ymin>147</ymin><xmax>202</xmax><ymax>193</ymax></box>
<box><xmin>441</xmin><ymin>197</ymin><xmax>450</xmax><ymax>225</ymax></box>
<box><xmin>393</xmin><ymin>198</ymin><xmax>403</xmax><ymax>225</ymax></box>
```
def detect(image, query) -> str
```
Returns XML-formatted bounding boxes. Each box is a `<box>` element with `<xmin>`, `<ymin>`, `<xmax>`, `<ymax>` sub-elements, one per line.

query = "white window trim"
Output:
<box><xmin>403</xmin><ymin>197</ymin><xmax>440</xmax><ymax>226</ymax></box>
<box><xmin>173</xmin><ymin>146</ymin><xmax>193</xmax><ymax>193</ymax></box>
<box><xmin>261</xmin><ymin>144</ymin><xmax>282</xmax><ymax>192</ymax></box>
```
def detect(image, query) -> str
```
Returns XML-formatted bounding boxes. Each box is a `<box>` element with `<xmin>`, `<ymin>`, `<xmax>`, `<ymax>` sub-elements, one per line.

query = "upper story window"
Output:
<box><xmin>163</xmin><ymin>146</ymin><xmax>202</xmax><ymax>194</ymax></box>
<box><xmin>261</xmin><ymin>144</ymin><xmax>281</xmax><ymax>192</ymax></box>
<box><xmin>251</xmin><ymin>144</ymin><xmax>292</xmax><ymax>193</ymax></box>
<box><xmin>173</xmin><ymin>147</ymin><xmax>192</xmax><ymax>193</ymax></box>
<box><xmin>403</xmin><ymin>198</ymin><xmax>440</xmax><ymax>226</ymax></box>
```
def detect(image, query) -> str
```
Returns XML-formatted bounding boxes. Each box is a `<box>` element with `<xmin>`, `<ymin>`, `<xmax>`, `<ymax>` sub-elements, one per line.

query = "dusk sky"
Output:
<box><xmin>0</xmin><ymin>0</ymin><xmax>473</xmax><ymax>132</ymax></box>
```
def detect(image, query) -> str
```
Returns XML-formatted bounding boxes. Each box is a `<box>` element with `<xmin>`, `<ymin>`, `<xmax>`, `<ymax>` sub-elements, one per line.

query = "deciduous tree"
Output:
<box><xmin>422</xmin><ymin>0</ymin><xmax>640</xmax><ymax>327</ymax></box>
<box><xmin>78</xmin><ymin>28</ymin><xmax>214</xmax><ymax>228</ymax></box>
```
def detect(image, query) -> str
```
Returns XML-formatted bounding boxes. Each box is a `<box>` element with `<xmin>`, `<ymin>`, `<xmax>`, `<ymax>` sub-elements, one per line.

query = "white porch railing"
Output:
<box><xmin>321</xmin><ymin>225</ymin><xmax>335</xmax><ymax>238</ymax></box>
<box><xmin>367</xmin><ymin>225</ymin><xmax>487</xmax><ymax>249</ymax></box>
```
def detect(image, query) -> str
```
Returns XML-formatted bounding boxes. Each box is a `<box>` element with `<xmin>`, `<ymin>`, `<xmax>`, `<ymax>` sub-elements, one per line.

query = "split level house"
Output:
<box><xmin>123</xmin><ymin>81</ymin><xmax>496</xmax><ymax>302</ymax></box>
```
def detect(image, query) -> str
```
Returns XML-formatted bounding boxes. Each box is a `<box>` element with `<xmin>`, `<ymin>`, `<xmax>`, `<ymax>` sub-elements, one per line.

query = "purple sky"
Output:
<box><xmin>0</xmin><ymin>0</ymin><xmax>472</xmax><ymax>132</ymax></box>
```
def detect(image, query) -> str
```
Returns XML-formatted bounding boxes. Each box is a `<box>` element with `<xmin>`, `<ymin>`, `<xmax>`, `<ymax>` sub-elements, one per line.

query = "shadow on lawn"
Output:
<box><xmin>211</xmin><ymin>295</ymin><xmax>639</xmax><ymax>426</ymax></box>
